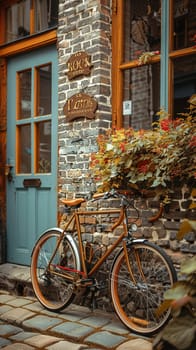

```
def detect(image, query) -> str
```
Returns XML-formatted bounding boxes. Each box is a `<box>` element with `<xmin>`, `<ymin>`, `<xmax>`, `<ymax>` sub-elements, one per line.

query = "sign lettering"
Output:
<box><xmin>66</xmin><ymin>52</ymin><xmax>92</xmax><ymax>80</ymax></box>
<box><xmin>64</xmin><ymin>93</ymin><xmax>98</xmax><ymax>122</ymax></box>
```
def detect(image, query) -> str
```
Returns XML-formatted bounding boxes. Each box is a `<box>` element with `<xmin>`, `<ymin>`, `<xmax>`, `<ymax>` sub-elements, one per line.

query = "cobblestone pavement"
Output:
<box><xmin>0</xmin><ymin>291</ymin><xmax>153</xmax><ymax>350</ymax></box>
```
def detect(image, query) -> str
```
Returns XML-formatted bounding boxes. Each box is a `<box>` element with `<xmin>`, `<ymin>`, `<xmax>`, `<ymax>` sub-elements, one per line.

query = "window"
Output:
<box><xmin>2</xmin><ymin>0</ymin><xmax>58</xmax><ymax>44</ymax></box>
<box><xmin>16</xmin><ymin>63</ymin><xmax>52</xmax><ymax>174</ymax></box>
<box><xmin>173</xmin><ymin>0</ymin><xmax>195</xmax><ymax>50</ymax></box>
<box><xmin>112</xmin><ymin>0</ymin><xmax>196</xmax><ymax>129</ymax></box>
<box><xmin>169</xmin><ymin>0</ymin><xmax>196</xmax><ymax>116</ymax></box>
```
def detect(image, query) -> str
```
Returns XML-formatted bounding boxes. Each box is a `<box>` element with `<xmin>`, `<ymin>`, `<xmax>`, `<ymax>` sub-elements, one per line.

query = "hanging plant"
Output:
<box><xmin>90</xmin><ymin>96</ymin><xmax>196</xmax><ymax>195</ymax></box>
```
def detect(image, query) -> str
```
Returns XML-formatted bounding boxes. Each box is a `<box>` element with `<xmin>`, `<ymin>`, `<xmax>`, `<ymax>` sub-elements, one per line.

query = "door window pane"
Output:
<box><xmin>17</xmin><ymin>124</ymin><xmax>31</xmax><ymax>173</ymax></box>
<box><xmin>36</xmin><ymin>121</ymin><xmax>51</xmax><ymax>173</ymax></box>
<box><xmin>36</xmin><ymin>64</ymin><xmax>52</xmax><ymax>116</ymax></box>
<box><xmin>18</xmin><ymin>70</ymin><xmax>32</xmax><ymax>119</ymax></box>
<box><xmin>173</xmin><ymin>54</ymin><xmax>196</xmax><ymax>116</ymax></box>
<box><xmin>6</xmin><ymin>0</ymin><xmax>30</xmax><ymax>43</ymax></box>
<box><xmin>124</xmin><ymin>0</ymin><xmax>161</xmax><ymax>62</ymax></box>
<box><xmin>123</xmin><ymin>63</ymin><xmax>160</xmax><ymax>129</ymax></box>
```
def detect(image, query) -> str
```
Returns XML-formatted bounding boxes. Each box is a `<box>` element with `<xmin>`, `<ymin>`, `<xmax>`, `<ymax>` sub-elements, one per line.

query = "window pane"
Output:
<box><xmin>123</xmin><ymin>63</ymin><xmax>160</xmax><ymax>129</ymax></box>
<box><xmin>36</xmin><ymin>64</ymin><xmax>52</xmax><ymax>116</ymax></box>
<box><xmin>174</xmin><ymin>54</ymin><xmax>196</xmax><ymax>116</ymax></box>
<box><xmin>34</xmin><ymin>0</ymin><xmax>58</xmax><ymax>32</ymax></box>
<box><xmin>173</xmin><ymin>0</ymin><xmax>196</xmax><ymax>50</ymax></box>
<box><xmin>124</xmin><ymin>0</ymin><xmax>161</xmax><ymax>62</ymax></box>
<box><xmin>6</xmin><ymin>0</ymin><xmax>30</xmax><ymax>43</ymax></box>
<box><xmin>18</xmin><ymin>70</ymin><xmax>32</xmax><ymax>120</ymax></box>
<box><xmin>17</xmin><ymin>124</ymin><xmax>31</xmax><ymax>173</ymax></box>
<box><xmin>36</xmin><ymin>121</ymin><xmax>51</xmax><ymax>173</ymax></box>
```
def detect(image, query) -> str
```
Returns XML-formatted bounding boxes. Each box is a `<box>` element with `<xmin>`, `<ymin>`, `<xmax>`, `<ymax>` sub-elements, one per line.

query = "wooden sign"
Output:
<box><xmin>64</xmin><ymin>93</ymin><xmax>98</xmax><ymax>122</ymax></box>
<box><xmin>66</xmin><ymin>52</ymin><xmax>92</xmax><ymax>80</ymax></box>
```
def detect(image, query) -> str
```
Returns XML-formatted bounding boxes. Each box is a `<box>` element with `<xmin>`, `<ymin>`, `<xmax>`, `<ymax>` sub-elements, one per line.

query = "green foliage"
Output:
<box><xmin>90</xmin><ymin>96</ymin><xmax>196</xmax><ymax>195</ymax></box>
<box><xmin>153</xmin><ymin>256</ymin><xmax>196</xmax><ymax>350</ymax></box>
<box><xmin>153</xmin><ymin>191</ymin><xmax>196</xmax><ymax>350</ymax></box>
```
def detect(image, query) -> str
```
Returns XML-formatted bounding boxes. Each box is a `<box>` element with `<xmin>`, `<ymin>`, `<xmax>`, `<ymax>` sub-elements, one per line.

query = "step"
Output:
<box><xmin>0</xmin><ymin>263</ymin><xmax>34</xmax><ymax>297</ymax></box>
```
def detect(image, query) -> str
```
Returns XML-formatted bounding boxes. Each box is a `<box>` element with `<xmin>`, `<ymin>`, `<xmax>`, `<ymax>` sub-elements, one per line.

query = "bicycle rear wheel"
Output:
<box><xmin>31</xmin><ymin>229</ymin><xmax>80</xmax><ymax>311</ymax></box>
<box><xmin>110</xmin><ymin>241</ymin><xmax>177</xmax><ymax>335</ymax></box>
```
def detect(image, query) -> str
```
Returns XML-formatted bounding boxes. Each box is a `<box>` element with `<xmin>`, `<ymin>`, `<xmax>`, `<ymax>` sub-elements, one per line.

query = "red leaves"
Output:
<box><xmin>119</xmin><ymin>142</ymin><xmax>126</xmax><ymax>152</ymax></box>
<box><xmin>160</xmin><ymin>118</ymin><xmax>172</xmax><ymax>131</ymax></box>
<box><xmin>160</xmin><ymin>118</ymin><xmax>183</xmax><ymax>131</ymax></box>
<box><xmin>137</xmin><ymin>160</ymin><xmax>150</xmax><ymax>173</ymax></box>
<box><xmin>189</xmin><ymin>135</ymin><xmax>196</xmax><ymax>148</ymax></box>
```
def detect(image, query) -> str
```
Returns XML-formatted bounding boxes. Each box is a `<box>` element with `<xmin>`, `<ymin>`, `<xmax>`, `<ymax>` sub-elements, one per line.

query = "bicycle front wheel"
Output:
<box><xmin>31</xmin><ymin>229</ymin><xmax>80</xmax><ymax>312</ymax></box>
<box><xmin>110</xmin><ymin>241</ymin><xmax>177</xmax><ymax>335</ymax></box>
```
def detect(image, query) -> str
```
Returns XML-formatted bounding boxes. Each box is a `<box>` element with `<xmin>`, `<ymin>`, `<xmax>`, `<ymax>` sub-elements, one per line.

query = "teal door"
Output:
<box><xmin>6</xmin><ymin>46</ymin><xmax>58</xmax><ymax>265</ymax></box>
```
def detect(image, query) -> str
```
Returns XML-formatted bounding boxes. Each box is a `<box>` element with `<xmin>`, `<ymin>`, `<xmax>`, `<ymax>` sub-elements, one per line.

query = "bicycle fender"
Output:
<box><xmin>130</xmin><ymin>238</ymin><xmax>147</xmax><ymax>244</ymax></box>
<box><xmin>64</xmin><ymin>233</ymin><xmax>81</xmax><ymax>272</ymax></box>
<box><xmin>31</xmin><ymin>228</ymin><xmax>81</xmax><ymax>271</ymax></box>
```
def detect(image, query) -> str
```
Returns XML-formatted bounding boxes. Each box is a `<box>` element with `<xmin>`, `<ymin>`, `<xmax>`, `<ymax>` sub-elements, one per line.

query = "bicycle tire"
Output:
<box><xmin>31</xmin><ymin>229</ymin><xmax>80</xmax><ymax>311</ymax></box>
<box><xmin>110</xmin><ymin>240</ymin><xmax>177</xmax><ymax>335</ymax></box>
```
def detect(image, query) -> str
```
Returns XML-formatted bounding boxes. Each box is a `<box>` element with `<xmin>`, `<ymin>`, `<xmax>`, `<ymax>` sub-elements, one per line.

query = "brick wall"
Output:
<box><xmin>57</xmin><ymin>0</ymin><xmax>112</xmax><ymax>199</ymax></box>
<box><xmin>57</xmin><ymin>1</ymin><xmax>195</xmax><ymax>263</ymax></box>
<box><xmin>60</xmin><ymin>185</ymin><xmax>195</xmax><ymax>265</ymax></box>
<box><xmin>56</xmin><ymin>1</ymin><xmax>196</xmax><ymax>312</ymax></box>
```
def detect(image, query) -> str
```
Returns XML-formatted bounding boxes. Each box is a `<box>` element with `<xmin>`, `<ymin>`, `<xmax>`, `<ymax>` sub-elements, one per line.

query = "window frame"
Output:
<box><xmin>0</xmin><ymin>0</ymin><xmax>57</xmax><ymax>57</ymax></box>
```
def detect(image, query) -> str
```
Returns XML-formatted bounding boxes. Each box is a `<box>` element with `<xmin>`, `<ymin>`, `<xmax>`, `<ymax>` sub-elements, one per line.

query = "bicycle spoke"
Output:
<box><xmin>110</xmin><ymin>241</ymin><xmax>177</xmax><ymax>335</ymax></box>
<box><xmin>31</xmin><ymin>230</ymin><xmax>78</xmax><ymax>311</ymax></box>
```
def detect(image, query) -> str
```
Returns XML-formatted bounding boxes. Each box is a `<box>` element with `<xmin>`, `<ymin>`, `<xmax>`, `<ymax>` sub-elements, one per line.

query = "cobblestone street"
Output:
<box><xmin>0</xmin><ymin>291</ymin><xmax>153</xmax><ymax>350</ymax></box>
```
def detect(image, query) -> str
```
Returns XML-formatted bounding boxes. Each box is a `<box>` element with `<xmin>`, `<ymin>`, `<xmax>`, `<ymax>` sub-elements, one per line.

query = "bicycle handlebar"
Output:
<box><xmin>93</xmin><ymin>189</ymin><xmax>164</xmax><ymax>223</ymax></box>
<box><xmin>148</xmin><ymin>203</ymin><xmax>164</xmax><ymax>223</ymax></box>
<box><xmin>93</xmin><ymin>189</ymin><xmax>126</xmax><ymax>200</ymax></box>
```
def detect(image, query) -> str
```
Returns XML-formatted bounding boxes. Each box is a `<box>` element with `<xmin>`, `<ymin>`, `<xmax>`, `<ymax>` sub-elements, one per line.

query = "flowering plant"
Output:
<box><xmin>90</xmin><ymin>96</ymin><xmax>196</xmax><ymax>194</ymax></box>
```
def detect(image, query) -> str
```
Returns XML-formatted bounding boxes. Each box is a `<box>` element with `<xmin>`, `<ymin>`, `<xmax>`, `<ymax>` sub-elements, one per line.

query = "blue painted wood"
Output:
<box><xmin>7</xmin><ymin>46</ymin><xmax>58</xmax><ymax>265</ymax></box>
<box><xmin>160</xmin><ymin>0</ymin><xmax>169</xmax><ymax>112</ymax></box>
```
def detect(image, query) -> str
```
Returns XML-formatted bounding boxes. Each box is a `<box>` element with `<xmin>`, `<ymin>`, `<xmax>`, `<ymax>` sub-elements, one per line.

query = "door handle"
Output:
<box><xmin>5</xmin><ymin>164</ymin><xmax>13</xmax><ymax>182</ymax></box>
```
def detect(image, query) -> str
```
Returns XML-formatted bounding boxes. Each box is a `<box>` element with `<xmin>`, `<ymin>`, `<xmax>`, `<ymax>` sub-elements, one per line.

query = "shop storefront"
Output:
<box><xmin>0</xmin><ymin>0</ymin><xmax>195</xmax><ymax>265</ymax></box>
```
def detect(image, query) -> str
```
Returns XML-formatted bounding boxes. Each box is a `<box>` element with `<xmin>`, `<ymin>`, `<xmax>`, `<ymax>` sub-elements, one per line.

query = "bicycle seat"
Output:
<box><xmin>60</xmin><ymin>198</ymin><xmax>86</xmax><ymax>207</ymax></box>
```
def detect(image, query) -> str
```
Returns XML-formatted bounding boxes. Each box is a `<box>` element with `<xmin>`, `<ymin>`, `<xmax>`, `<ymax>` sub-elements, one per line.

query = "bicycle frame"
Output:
<box><xmin>48</xmin><ymin>205</ymin><xmax>133</xmax><ymax>282</ymax></box>
<box><xmin>31</xmin><ymin>190</ymin><xmax>176</xmax><ymax>335</ymax></box>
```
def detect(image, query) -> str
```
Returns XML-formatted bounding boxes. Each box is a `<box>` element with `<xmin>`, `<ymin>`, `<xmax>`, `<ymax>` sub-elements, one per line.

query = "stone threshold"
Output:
<box><xmin>0</xmin><ymin>263</ymin><xmax>34</xmax><ymax>297</ymax></box>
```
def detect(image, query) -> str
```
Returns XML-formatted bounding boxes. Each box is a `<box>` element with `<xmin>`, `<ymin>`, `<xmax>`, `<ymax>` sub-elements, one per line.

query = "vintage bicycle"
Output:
<box><xmin>30</xmin><ymin>189</ymin><xmax>177</xmax><ymax>335</ymax></box>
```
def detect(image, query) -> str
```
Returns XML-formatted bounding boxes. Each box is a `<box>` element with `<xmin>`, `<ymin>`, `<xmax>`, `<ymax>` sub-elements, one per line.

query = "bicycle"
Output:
<box><xmin>30</xmin><ymin>189</ymin><xmax>177</xmax><ymax>335</ymax></box>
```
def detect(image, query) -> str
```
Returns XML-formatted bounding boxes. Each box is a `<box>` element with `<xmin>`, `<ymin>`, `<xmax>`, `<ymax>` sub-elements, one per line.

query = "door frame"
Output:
<box><xmin>0</xmin><ymin>21</ymin><xmax>57</xmax><ymax>263</ymax></box>
<box><xmin>6</xmin><ymin>46</ymin><xmax>58</xmax><ymax>265</ymax></box>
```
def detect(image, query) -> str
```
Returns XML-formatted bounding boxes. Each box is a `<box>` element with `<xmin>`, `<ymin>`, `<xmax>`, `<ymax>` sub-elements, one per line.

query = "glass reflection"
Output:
<box><xmin>6</xmin><ymin>0</ymin><xmax>30</xmax><ymax>43</ymax></box>
<box><xmin>36</xmin><ymin>121</ymin><xmax>51</xmax><ymax>173</ymax></box>
<box><xmin>34</xmin><ymin>0</ymin><xmax>58</xmax><ymax>32</ymax></box>
<box><xmin>173</xmin><ymin>0</ymin><xmax>196</xmax><ymax>50</ymax></box>
<box><xmin>123</xmin><ymin>63</ymin><xmax>160</xmax><ymax>129</ymax></box>
<box><xmin>5</xmin><ymin>0</ymin><xmax>58</xmax><ymax>43</ymax></box>
<box><xmin>18</xmin><ymin>70</ymin><xmax>32</xmax><ymax>119</ymax></box>
<box><xmin>36</xmin><ymin>65</ymin><xmax>51</xmax><ymax>116</ymax></box>
<box><xmin>124</xmin><ymin>0</ymin><xmax>161</xmax><ymax>62</ymax></box>
<box><xmin>18</xmin><ymin>124</ymin><xmax>31</xmax><ymax>173</ymax></box>
<box><xmin>174</xmin><ymin>54</ymin><xmax>196</xmax><ymax>116</ymax></box>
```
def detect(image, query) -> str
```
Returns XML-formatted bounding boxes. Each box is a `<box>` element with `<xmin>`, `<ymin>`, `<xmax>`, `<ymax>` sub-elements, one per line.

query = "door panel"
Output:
<box><xmin>7</xmin><ymin>46</ymin><xmax>58</xmax><ymax>265</ymax></box>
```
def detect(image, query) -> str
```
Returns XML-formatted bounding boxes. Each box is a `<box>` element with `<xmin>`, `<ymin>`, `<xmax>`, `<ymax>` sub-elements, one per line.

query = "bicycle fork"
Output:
<box><xmin>122</xmin><ymin>238</ymin><xmax>149</xmax><ymax>327</ymax></box>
